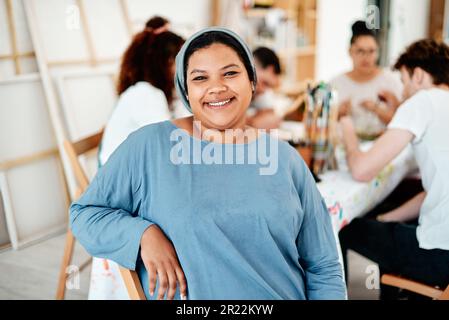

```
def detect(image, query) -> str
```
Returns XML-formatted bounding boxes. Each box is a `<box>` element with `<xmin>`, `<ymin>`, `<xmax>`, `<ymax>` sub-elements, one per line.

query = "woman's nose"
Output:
<box><xmin>208</xmin><ymin>81</ymin><xmax>227</xmax><ymax>95</ymax></box>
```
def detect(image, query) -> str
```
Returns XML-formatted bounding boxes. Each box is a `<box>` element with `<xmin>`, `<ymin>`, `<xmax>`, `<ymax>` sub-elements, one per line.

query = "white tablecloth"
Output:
<box><xmin>278</xmin><ymin>121</ymin><xmax>419</xmax><ymax>230</ymax></box>
<box><xmin>317</xmin><ymin>143</ymin><xmax>418</xmax><ymax>232</ymax></box>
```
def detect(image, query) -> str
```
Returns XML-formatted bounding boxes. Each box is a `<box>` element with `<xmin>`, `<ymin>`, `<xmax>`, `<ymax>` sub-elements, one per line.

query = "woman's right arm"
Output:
<box><xmin>70</xmin><ymin>130</ymin><xmax>152</xmax><ymax>270</ymax></box>
<box><xmin>70</xmin><ymin>129</ymin><xmax>187</xmax><ymax>299</ymax></box>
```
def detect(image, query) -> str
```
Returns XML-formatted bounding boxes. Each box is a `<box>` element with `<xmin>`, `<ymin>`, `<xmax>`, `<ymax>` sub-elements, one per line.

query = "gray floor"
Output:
<box><xmin>0</xmin><ymin>233</ymin><xmax>379</xmax><ymax>300</ymax></box>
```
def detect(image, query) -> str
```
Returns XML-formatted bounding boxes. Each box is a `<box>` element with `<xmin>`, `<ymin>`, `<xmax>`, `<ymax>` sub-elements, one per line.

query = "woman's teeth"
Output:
<box><xmin>207</xmin><ymin>98</ymin><xmax>231</xmax><ymax>107</ymax></box>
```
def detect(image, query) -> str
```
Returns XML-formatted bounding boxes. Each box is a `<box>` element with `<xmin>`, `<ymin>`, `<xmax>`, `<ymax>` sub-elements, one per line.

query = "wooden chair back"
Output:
<box><xmin>381</xmin><ymin>274</ymin><xmax>449</xmax><ymax>300</ymax></box>
<box><xmin>57</xmin><ymin>130</ymin><xmax>146</xmax><ymax>300</ymax></box>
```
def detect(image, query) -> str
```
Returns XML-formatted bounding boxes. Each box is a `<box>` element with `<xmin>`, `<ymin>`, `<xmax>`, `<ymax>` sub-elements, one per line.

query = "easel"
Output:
<box><xmin>0</xmin><ymin>0</ymin><xmax>36</xmax><ymax>78</ymax></box>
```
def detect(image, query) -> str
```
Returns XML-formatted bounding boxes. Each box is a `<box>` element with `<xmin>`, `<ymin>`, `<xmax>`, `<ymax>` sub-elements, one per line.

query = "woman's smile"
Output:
<box><xmin>204</xmin><ymin>97</ymin><xmax>235</xmax><ymax>109</ymax></box>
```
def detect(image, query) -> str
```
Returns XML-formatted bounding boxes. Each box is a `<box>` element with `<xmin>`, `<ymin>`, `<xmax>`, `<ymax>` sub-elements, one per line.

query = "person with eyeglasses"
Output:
<box><xmin>330</xmin><ymin>20</ymin><xmax>403</xmax><ymax>140</ymax></box>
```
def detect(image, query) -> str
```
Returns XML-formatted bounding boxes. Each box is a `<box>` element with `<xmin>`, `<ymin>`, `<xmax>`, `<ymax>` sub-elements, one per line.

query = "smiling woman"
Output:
<box><xmin>70</xmin><ymin>27</ymin><xmax>346</xmax><ymax>300</ymax></box>
<box><xmin>173</xmin><ymin>29</ymin><xmax>257</xmax><ymax>137</ymax></box>
<box><xmin>186</xmin><ymin>43</ymin><xmax>252</xmax><ymax>130</ymax></box>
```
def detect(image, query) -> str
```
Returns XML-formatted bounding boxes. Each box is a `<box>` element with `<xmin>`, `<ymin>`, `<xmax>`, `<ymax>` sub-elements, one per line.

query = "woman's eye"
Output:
<box><xmin>193</xmin><ymin>76</ymin><xmax>206</xmax><ymax>81</ymax></box>
<box><xmin>224</xmin><ymin>71</ymin><xmax>238</xmax><ymax>77</ymax></box>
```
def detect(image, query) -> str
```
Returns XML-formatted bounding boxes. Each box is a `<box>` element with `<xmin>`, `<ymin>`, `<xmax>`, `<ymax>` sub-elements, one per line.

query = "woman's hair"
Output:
<box><xmin>350</xmin><ymin>20</ymin><xmax>377</xmax><ymax>45</ymax></box>
<box><xmin>394</xmin><ymin>39</ymin><xmax>449</xmax><ymax>86</ymax></box>
<box><xmin>182</xmin><ymin>31</ymin><xmax>256</xmax><ymax>92</ymax></box>
<box><xmin>116</xmin><ymin>17</ymin><xmax>184</xmax><ymax>104</ymax></box>
<box><xmin>253</xmin><ymin>46</ymin><xmax>281</xmax><ymax>74</ymax></box>
<box><xmin>145</xmin><ymin>16</ymin><xmax>168</xmax><ymax>29</ymax></box>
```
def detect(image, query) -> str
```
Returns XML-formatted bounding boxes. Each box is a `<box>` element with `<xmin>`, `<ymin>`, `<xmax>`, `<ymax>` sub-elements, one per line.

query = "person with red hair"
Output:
<box><xmin>99</xmin><ymin>16</ymin><xmax>187</xmax><ymax>165</ymax></box>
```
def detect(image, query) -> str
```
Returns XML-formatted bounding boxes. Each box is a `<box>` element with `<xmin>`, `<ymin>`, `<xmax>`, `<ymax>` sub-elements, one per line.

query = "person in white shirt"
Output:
<box><xmin>330</xmin><ymin>21</ymin><xmax>403</xmax><ymax>140</ymax></box>
<box><xmin>89</xmin><ymin>17</ymin><xmax>187</xmax><ymax>300</ymax></box>
<box><xmin>246</xmin><ymin>47</ymin><xmax>284</xmax><ymax>129</ymax></box>
<box><xmin>100</xmin><ymin>18</ymin><xmax>189</xmax><ymax>165</ymax></box>
<box><xmin>339</xmin><ymin>39</ymin><xmax>449</xmax><ymax>299</ymax></box>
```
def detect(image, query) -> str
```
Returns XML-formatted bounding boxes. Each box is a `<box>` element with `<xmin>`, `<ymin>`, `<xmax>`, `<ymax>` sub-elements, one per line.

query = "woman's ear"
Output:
<box><xmin>251</xmin><ymin>82</ymin><xmax>255</xmax><ymax>92</ymax></box>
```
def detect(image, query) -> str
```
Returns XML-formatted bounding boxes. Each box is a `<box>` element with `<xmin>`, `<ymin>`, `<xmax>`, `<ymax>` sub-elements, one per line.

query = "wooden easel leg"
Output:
<box><xmin>56</xmin><ymin>229</ymin><xmax>75</xmax><ymax>300</ymax></box>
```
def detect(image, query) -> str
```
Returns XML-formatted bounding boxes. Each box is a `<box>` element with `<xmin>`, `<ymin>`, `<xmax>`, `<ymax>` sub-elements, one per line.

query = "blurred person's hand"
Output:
<box><xmin>378</xmin><ymin>90</ymin><xmax>400</xmax><ymax>110</ymax></box>
<box><xmin>339</xmin><ymin>115</ymin><xmax>355</xmax><ymax>131</ymax></box>
<box><xmin>360</xmin><ymin>99</ymin><xmax>378</xmax><ymax>112</ymax></box>
<box><xmin>247</xmin><ymin>109</ymin><xmax>281</xmax><ymax>129</ymax></box>
<box><xmin>140</xmin><ymin>224</ymin><xmax>187</xmax><ymax>300</ymax></box>
<box><xmin>338</xmin><ymin>99</ymin><xmax>352</xmax><ymax>118</ymax></box>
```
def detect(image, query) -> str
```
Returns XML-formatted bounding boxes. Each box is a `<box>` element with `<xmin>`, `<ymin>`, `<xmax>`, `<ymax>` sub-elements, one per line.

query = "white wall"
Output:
<box><xmin>387</xmin><ymin>0</ymin><xmax>430</xmax><ymax>65</ymax></box>
<box><xmin>315</xmin><ymin>0</ymin><xmax>367</xmax><ymax>81</ymax></box>
<box><xmin>125</xmin><ymin>0</ymin><xmax>212</xmax><ymax>37</ymax></box>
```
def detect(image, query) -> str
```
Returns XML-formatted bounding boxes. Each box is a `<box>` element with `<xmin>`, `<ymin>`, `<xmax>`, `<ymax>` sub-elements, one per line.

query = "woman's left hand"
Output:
<box><xmin>339</xmin><ymin>116</ymin><xmax>354</xmax><ymax>131</ymax></box>
<box><xmin>140</xmin><ymin>224</ymin><xmax>188</xmax><ymax>300</ymax></box>
<box><xmin>360</xmin><ymin>99</ymin><xmax>378</xmax><ymax>112</ymax></box>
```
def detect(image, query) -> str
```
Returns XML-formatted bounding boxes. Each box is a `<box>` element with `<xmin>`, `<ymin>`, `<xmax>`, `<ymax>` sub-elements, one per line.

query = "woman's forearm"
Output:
<box><xmin>378</xmin><ymin>191</ymin><xmax>426</xmax><ymax>223</ymax></box>
<box><xmin>70</xmin><ymin>202</ymin><xmax>153</xmax><ymax>270</ymax></box>
<box><xmin>341</xmin><ymin>117</ymin><xmax>370</xmax><ymax>181</ymax></box>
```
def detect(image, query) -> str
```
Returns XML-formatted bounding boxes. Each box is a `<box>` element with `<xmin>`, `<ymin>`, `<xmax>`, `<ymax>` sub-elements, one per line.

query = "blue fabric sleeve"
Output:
<box><xmin>70</xmin><ymin>131</ymin><xmax>153</xmax><ymax>270</ymax></box>
<box><xmin>292</xmin><ymin>151</ymin><xmax>346</xmax><ymax>300</ymax></box>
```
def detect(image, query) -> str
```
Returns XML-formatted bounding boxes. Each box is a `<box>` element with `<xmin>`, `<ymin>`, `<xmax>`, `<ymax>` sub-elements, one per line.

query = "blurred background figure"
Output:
<box><xmin>253</xmin><ymin>46</ymin><xmax>282</xmax><ymax>100</ymax></box>
<box><xmin>330</xmin><ymin>20</ymin><xmax>403</xmax><ymax>140</ymax></box>
<box><xmin>247</xmin><ymin>46</ymin><xmax>283</xmax><ymax>129</ymax></box>
<box><xmin>99</xmin><ymin>16</ymin><xmax>187</xmax><ymax>165</ymax></box>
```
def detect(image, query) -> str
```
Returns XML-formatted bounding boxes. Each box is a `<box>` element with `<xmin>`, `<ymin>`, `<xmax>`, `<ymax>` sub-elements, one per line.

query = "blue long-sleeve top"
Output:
<box><xmin>70</xmin><ymin>120</ymin><xmax>346</xmax><ymax>300</ymax></box>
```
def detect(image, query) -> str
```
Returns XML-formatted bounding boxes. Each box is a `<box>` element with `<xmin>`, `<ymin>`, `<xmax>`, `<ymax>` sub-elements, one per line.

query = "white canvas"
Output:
<box><xmin>28</xmin><ymin>0</ymin><xmax>90</xmax><ymax>62</ymax></box>
<box><xmin>82</xmin><ymin>0</ymin><xmax>130</xmax><ymax>60</ymax></box>
<box><xmin>55</xmin><ymin>70</ymin><xmax>117</xmax><ymax>141</ymax></box>
<box><xmin>0</xmin><ymin>156</ymin><xmax>68</xmax><ymax>248</ymax></box>
<box><xmin>0</xmin><ymin>75</ymin><xmax>56</xmax><ymax>163</ymax></box>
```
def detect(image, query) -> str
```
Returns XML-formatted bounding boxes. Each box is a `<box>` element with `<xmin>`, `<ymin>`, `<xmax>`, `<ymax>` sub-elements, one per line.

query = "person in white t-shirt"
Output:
<box><xmin>330</xmin><ymin>21</ymin><xmax>403</xmax><ymax>140</ymax></box>
<box><xmin>246</xmin><ymin>47</ymin><xmax>284</xmax><ymax>129</ymax></box>
<box><xmin>89</xmin><ymin>17</ymin><xmax>188</xmax><ymax>300</ymax></box>
<box><xmin>338</xmin><ymin>39</ymin><xmax>449</xmax><ymax>299</ymax></box>
<box><xmin>100</xmin><ymin>18</ymin><xmax>190</xmax><ymax>165</ymax></box>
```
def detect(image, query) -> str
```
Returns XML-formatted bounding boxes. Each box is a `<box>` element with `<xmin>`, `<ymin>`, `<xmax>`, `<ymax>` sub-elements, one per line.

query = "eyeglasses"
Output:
<box><xmin>352</xmin><ymin>48</ymin><xmax>378</xmax><ymax>57</ymax></box>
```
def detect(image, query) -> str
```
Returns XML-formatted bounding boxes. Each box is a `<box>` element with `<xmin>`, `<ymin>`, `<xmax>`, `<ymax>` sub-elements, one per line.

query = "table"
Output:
<box><xmin>279</xmin><ymin>121</ymin><xmax>419</xmax><ymax>228</ymax></box>
<box><xmin>317</xmin><ymin>142</ymin><xmax>418</xmax><ymax>232</ymax></box>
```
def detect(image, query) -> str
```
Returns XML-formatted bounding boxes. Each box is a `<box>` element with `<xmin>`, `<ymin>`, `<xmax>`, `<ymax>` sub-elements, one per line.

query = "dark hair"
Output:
<box><xmin>393</xmin><ymin>39</ymin><xmax>449</xmax><ymax>86</ymax></box>
<box><xmin>350</xmin><ymin>20</ymin><xmax>377</xmax><ymax>45</ymax></box>
<box><xmin>253</xmin><ymin>47</ymin><xmax>281</xmax><ymax>74</ymax></box>
<box><xmin>145</xmin><ymin>16</ymin><xmax>169</xmax><ymax>29</ymax></box>
<box><xmin>117</xmin><ymin>18</ymin><xmax>184</xmax><ymax>104</ymax></box>
<box><xmin>183</xmin><ymin>31</ymin><xmax>256</xmax><ymax>92</ymax></box>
